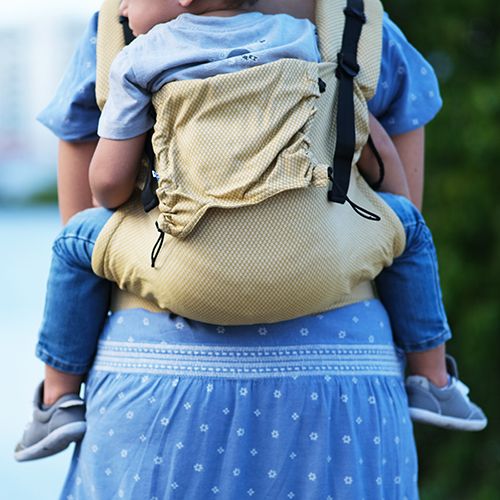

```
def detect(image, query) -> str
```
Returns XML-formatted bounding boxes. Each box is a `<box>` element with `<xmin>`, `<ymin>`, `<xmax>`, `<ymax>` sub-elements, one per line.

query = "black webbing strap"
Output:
<box><xmin>119</xmin><ymin>15</ymin><xmax>135</xmax><ymax>45</ymax></box>
<box><xmin>328</xmin><ymin>0</ymin><xmax>366</xmax><ymax>204</ymax></box>
<box><xmin>140</xmin><ymin>130</ymin><xmax>160</xmax><ymax>212</ymax></box>
<box><xmin>119</xmin><ymin>16</ymin><xmax>160</xmax><ymax>213</ymax></box>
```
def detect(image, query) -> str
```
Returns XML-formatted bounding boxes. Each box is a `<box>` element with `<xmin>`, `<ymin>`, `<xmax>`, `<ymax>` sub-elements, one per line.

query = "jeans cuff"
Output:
<box><xmin>35</xmin><ymin>344</ymin><xmax>91</xmax><ymax>375</ymax></box>
<box><xmin>397</xmin><ymin>329</ymin><xmax>452</xmax><ymax>353</ymax></box>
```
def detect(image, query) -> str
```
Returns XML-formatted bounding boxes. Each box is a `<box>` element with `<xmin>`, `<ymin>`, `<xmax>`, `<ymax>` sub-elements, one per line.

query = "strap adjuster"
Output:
<box><xmin>336</xmin><ymin>52</ymin><xmax>360</xmax><ymax>79</ymax></box>
<box><xmin>343</xmin><ymin>6</ymin><xmax>367</xmax><ymax>23</ymax></box>
<box><xmin>327</xmin><ymin>167</ymin><xmax>346</xmax><ymax>204</ymax></box>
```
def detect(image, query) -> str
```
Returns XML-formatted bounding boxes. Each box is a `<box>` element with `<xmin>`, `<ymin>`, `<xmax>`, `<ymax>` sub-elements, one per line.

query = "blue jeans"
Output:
<box><xmin>36</xmin><ymin>208</ymin><xmax>113</xmax><ymax>374</ymax></box>
<box><xmin>377</xmin><ymin>192</ymin><xmax>452</xmax><ymax>352</ymax></box>
<box><xmin>36</xmin><ymin>195</ymin><xmax>451</xmax><ymax>374</ymax></box>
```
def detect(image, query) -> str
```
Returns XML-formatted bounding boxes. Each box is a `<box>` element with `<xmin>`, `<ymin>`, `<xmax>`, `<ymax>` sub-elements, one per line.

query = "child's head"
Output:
<box><xmin>121</xmin><ymin>0</ymin><xmax>258</xmax><ymax>37</ymax></box>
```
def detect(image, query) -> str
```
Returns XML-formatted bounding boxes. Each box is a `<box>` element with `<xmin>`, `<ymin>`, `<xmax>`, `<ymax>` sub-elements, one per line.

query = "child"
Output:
<box><xmin>15</xmin><ymin>0</ymin><xmax>485</xmax><ymax>462</ymax></box>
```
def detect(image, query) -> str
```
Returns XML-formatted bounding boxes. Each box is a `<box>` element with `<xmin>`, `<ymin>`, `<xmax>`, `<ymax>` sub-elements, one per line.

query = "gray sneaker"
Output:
<box><xmin>14</xmin><ymin>382</ymin><xmax>86</xmax><ymax>462</ymax></box>
<box><xmin>406</xmin><ymin>355</ymin><xmax>487</xmax><ymax>431</ymax></box>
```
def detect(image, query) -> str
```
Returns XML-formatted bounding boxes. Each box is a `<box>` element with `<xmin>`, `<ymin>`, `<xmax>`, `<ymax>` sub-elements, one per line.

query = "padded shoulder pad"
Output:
<box><xmin>96</xmin><ymin>0</ymin><xmax>126</xmax><ymax>110</ymax></box>
<box><xmin>316</xmin><ymin>0</ymin><xmax>383</xmax><ymax>100</ymax></box>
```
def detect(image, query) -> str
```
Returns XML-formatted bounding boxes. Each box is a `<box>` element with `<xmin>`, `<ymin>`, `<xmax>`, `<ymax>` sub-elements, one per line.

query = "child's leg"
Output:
<box><xmin>15</xmin><ymin>207</ymin><xmax>113</xmax><ymax>461</ymax></box>
<box><xmin>36</xmin><ymin>207</ymin><xmax>113</xmax><ymax>401</ymax></box>
<box><xmin>375</xmin><ymin>192</ymin><xmax>452</xmax><ymax>384</ymax></box>
<box><xmin>406</xmin><ymin>344</ymin><xmax>447</xmax><ymax>387</ymax></box>
<box><xmin>376</xmin><ymin>193</ymin><xmax>486</xmax><ymax>430</ymax></box>
<box><xmin>43</xmin><ymin>366</ymin><xmax>84</xmax><ymax>406</ymax></box>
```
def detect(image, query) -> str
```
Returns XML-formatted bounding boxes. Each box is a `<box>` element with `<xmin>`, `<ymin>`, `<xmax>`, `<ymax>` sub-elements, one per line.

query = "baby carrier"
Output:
<box><xmin>92</xmin><ymin>0</ymin><xmax>406</xmax><ymax>325</ymax></box>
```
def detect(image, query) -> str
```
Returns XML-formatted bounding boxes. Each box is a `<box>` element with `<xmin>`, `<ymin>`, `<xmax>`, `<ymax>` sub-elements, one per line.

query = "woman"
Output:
<box><xmin>37</xmin><ymin>0</ymin><xmax>441</xmax><ymax>497</ymax></box>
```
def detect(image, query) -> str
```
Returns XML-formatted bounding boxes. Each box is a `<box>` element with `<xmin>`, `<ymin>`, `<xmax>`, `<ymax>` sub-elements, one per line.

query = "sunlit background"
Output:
<box><xmin>1</xmin><ymin>1</ymin><xmax>499</xmax><ymax>499</ymax></box>
<box><xmin>0</xmin><ymin>2</ymin><xmax>101</xmax><ymax>498</ymax></box>
<box><xmin>0</xmin><ymin>1</ymin><xmax>101</xmax><ymax>201</ymax></box>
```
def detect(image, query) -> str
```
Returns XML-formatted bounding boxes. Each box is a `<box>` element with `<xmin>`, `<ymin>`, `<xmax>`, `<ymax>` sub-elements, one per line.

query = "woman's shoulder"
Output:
<box><xmin>37</xmin><ymin>11</ymin><xmax>100</xmax><ymax>141</ymax></box>
<box><xmin>370</xmin><ymin>12</ymin><xmax>442</xmax><ymax>135</ymax></box>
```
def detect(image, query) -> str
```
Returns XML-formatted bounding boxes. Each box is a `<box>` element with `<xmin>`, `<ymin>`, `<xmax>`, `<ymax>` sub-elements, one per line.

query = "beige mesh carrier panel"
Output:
<box><xmin>152</xmin><ymin>59</ymin><xmax>325</xmax><ymax>239</ymax></box>
<box><xmin>93</xmin><ymin>0</ymin><xmax>406</xmax><ymax>324</ymax></box>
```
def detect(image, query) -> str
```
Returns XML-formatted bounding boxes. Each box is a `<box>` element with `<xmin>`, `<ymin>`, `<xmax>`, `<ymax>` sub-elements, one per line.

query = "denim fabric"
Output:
<box><xmin>377</xmin><ymin>193</ymin><xmax>452</xmax><ymax>352</ymax></box>
<box><xmin>36</xmin><ymin>208</ymin><xmax>113</xmax><ymax>374</ymax></box>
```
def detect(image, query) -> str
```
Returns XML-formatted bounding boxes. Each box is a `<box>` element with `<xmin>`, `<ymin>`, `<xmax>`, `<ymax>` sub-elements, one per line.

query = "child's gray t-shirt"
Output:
<box><xmin>98</xmin><ymin>12</ymin><xmax>321</xmax><ymax>140</ymax></box>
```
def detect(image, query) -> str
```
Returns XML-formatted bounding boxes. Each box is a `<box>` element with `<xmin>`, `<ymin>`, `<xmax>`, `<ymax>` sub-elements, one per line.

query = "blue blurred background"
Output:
<box><xmin>0</xmin><ymin>2</ymin><xmax>100</xmax><ymax>498</ymax></box>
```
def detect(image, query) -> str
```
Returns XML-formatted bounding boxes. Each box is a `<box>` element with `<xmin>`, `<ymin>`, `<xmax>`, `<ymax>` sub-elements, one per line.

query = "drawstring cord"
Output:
<box><xmin>151</xmin><ymin>222</ymin><xmax>165</xmax><ymax>268</ymax></box>
<box><xmin>366</xmin><ymin>135</ymin><xmax>385</xmax><ymax>191</ymax></box>
<box><xmin>327</xmin><ymin>167</ymin><xmax>381</xmax><ymax>221</ymax></box>
<box><xmin>344</xmin><ymin>196</ymin><xmax>381</xmax><ymax>221</ymax></box>
<box><xmin>149</xmin><ymin>167</ymin><xmax>379</xmax><ymax>268</ymax></box>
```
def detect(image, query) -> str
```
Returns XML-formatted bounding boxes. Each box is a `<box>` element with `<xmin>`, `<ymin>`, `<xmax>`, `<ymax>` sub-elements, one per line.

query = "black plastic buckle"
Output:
<box><xmin>141</xmin><ymin>169</ymin><xmax>159</xmax><ymax>212</ymax></box>
<box><xmin>335</xmin><ymin>52</ymin><xmax>360</xmax><ymax>79</ymax></box>
<box><xmin>327</xmin><ymin>167</ymin><xmax>347</xmax><ymax>204</ymax></box>
<box><xmin>344</xmin><ymin>6</ymin><xmax>367</xmax><ymax>24</ymax></box>
<box><xmin>327</xmin><ymin>186</ymin><xmax>347</xmax><ymax>204</ymax></box>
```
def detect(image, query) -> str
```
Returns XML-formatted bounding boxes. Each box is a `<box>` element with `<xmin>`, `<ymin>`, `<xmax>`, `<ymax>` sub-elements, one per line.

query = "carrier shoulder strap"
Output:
<box><xmin>328</xmin><ymin>0</ymin><xmax>365</xmax><ymax>205</ymax></box>
<box><xmin>315</xmin><ymin>0</ymin><xmax>383</xmax><ymax>214</ymax></box>
<box><xmin>315</xmin><ymin>0</ymin><xmax>383</xmax><ymax>102</ymax></box>
<box><xmin>96</xmin><ymin>0</ymin><xmax>127</xmax><ymax>111</ymax></box>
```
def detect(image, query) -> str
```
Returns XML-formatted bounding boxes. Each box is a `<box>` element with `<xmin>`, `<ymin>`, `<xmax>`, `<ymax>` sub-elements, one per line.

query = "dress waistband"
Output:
<box><xmin>94</xmin><ymin>341</ymin><xmax>402</xmax><ymax>378</ymax></box>
<box><xmin>93</xmin><ymin>300</ymin><xmax>404</xmax><ymax>379</ymax></box>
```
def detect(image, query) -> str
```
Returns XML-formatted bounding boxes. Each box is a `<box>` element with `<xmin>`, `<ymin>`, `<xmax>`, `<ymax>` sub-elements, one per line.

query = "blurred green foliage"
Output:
<box><xmin>384</xmin><ymin>0</ymin><xmax>500</xmax><ymax>498</ymax></box>
<box><xmin>26</xmin><ymin>184</ymin><xmax>59</xmax><ymax>205</ymax></box>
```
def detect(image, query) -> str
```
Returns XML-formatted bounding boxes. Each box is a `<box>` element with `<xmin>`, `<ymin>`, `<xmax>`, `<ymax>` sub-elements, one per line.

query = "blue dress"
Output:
<box><xmin>61</xmin><ymin>301</ymin><xmax>418</xmax><ymax>499</ymax></box>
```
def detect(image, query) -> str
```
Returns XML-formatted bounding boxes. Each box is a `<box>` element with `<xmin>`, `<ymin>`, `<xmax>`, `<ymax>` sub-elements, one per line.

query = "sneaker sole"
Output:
<box><xmin>409</xmin><ymin>407</ymin><xmax>487</xmax><ymax>431</ymax></box>
<box><xmin>14</xmin><ymin>421</ymin><xmax>87</xmax><ymax>462</ymax></box>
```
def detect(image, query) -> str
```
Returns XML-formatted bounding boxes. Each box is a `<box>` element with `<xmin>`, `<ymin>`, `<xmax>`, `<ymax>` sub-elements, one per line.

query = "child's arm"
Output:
<box><xmin>392</xmin><ymin>127</ymin><xmax>425</xmax><ymax>210</ymax></box>
<box><xmin>89</xmin><ymin>134</ymin><xmax>147</xmax><ymax>208</ymax></box>
<box><xmin>57</xmin><ymin>139</ymin><xmax>98</xmax><ymax>224</ymax></box>
<box><xmin>358</xmin><ymin>114</ymin><xmax>411</xmax><ymax>199</ymax></box>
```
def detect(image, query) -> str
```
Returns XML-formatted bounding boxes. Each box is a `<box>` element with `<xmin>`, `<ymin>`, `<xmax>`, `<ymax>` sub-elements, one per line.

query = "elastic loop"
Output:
<box><xmin>366</xmin><ymin>135</ymin><xmax>385</xmax><ymax>191</ymax></box>
<box><xmin>345</xmin><ymin>196</ymin><xmax>381</xmax><ymax>221</ymax></box>
<box><xmin>327</xmin><ymin>168</ymin><xmax>380</xmax><ymax>221</ymax></box>
<box><xmin>151</xmin><ymin>222</ymin><xmax>165</xmax><ymax>268</ymax></box>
